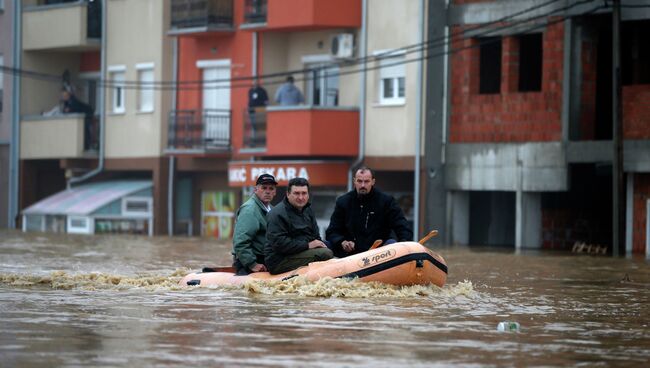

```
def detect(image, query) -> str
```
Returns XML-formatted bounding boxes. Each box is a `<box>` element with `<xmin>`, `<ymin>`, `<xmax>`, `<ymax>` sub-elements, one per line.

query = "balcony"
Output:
<box><xmin>242</xmin><ymin>106</ymin><xmax>358</xmax><ymax>157</ymax></box>
<box><xmin>242</xmin><ymin>0</ymin><xmax>361</xmax><ymax>31</ymax></box>
<box><xmin>23</xmin><ymin>0</ymin><xmax>102</xmax><ymax>51</ymax></box>
<box><xmin>20</xmin><ymin>114</ymin><xmax>97</xmax><ymax>159</ymax></box>
<box><xmin>167</xmin><ymin>109</ymin><xmax>231</xmax><ymax>154</ymax></box>
<box><xmin>169</xmin><ymin>0</ymin><xmax>234</xmax><ymax>35</ymax></box>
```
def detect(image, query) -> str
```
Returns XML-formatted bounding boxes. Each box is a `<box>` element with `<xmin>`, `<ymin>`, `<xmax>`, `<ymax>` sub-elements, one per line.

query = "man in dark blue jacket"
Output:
<box><xmin>265</xmin><ymin>177</ymin><xmax>333</xmax><ymax>274</ymax></box>
<box><xmin>326</xmin><ymin>167</ymin><xmax>413</xmax><ymax>257</ymax></box>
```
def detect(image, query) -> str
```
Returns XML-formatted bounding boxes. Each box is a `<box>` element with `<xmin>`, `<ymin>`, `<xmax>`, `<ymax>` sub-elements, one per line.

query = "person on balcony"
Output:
<box><xmin>247</xmin><ymin>82</ymin><xmax>269</xmax><ymax>143</ymax></box>
<box><xmin>265</xmin><ymin>177</ymin><xmax>333</xmax><ymax>274</ymax></box>
<box><xmin>326</xmin><ymin>166</ymin><xmax>413</xmax><ymax>258</ymax></box>
<box><xmin>61</xmin><ymin>88</ymin><xmax>96</xmax><ymax>151</ymax></box>
<box><xmin>232</xmin><ymin>173</ymin><xmax>278</xmax><ymax>275</ymax></box>
<box><xmin>274</xmin><ymin>75</ymin><xmax>304</xmax><ymax>106</ymax></box>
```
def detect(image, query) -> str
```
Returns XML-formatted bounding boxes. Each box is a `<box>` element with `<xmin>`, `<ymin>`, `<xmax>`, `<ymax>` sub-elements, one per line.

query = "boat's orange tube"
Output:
<box><xmin>179</xmin><ymin>241</ymin><xmax>447</xmax><ymax>288</ymax></box>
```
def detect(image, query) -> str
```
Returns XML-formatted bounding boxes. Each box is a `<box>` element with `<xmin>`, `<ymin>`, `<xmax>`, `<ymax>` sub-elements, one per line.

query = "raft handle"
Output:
<box><xmin>187</xmin><ymin>279</ymin><xmax>201</xmax><ymax>286</ymax></box>
<box><xmin>416</xmin><ymin>259</ymin><xmax>424</xmax><ymax>268</ymax></box>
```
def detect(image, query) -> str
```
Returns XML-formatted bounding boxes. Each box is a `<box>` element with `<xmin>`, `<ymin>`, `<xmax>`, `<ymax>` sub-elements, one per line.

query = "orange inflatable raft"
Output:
<box><xmin>179</xmin><ymin>241</ymin><xmax>448</xmax><ymax>288</ymax></box>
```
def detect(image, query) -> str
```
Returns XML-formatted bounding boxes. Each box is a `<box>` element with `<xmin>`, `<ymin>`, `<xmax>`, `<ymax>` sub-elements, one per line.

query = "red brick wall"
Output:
<box><xmin>623</xmin><ymin>85</ymin><xmax>650</xmax><ymax>139</ymax></box>
<box><xmin>449</xmin><ymin>21</ymin><xmax>564</xmax><ymax>142</ymax></box>
<box><xmin>633</xmin><ymin>174</ymin><xmax>650</xmax><ymax>254</ymax></box>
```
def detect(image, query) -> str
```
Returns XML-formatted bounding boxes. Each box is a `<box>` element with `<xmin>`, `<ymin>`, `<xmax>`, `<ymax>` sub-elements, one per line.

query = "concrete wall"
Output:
<box><xmin>365</xmin><ymin>0</ymin><xmax>422</xmax><ymax>157</ymax></box>
<box><xmin>20</xmin><ymin>115</ymin><xmax>85</xmax><ymax>159</ymax></box>
<box><xmin>22</xmin><ymin>2</ymin><xmax>94</xmax><ymax>50</ymax></box>
<box><xmin>105</xmin><ymin>0</ymin><xmax>172</xmax><ymax>158</ymax></box>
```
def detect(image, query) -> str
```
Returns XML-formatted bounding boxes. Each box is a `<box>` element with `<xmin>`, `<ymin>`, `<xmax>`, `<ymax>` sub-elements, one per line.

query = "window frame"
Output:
<box><xmin>67</xmin><ymin>216</ymin><xmax>93</xmax><ymax>234</ymax></box>
<box><xmin>108</xmin><ymin>65</ymin><xmax>126</xmax><ymax>114</ymax></box>
<box><xmin>136</xmin><ymin>62</ymin><xmax>155</xmax><ymax>113</ymax></box>
<box><xmin>374</xmin><ymin>49</ymin><xmax>406</xmax><ymax>106</ymax></box>
<box><xmin>122</xmin><ymin>196</ymin><xmax>153</xmax><ymax>218</ymax></box>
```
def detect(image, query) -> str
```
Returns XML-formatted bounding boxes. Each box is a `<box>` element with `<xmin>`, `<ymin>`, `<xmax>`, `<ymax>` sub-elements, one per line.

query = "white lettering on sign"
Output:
<box><xmin>229</xmin><ymin>168</ymin><xmax>246</xmax><ymax>183</ymax></box>
<box><xmin>248</xmin><ymin>166</ymin><xmax>309</xmax><ymax>182</ymax></box>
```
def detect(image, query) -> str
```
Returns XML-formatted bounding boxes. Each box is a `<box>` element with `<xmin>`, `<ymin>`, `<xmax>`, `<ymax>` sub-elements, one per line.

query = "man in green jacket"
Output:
<box><xmin>265</xmin><ymin>177</ymin><xmax>333</xmax><ymax>274</ymax></box>
<box><xmin>232</xmin><ymin>173</ymin><xmax>277</xmax><ymax>275</ymax></box>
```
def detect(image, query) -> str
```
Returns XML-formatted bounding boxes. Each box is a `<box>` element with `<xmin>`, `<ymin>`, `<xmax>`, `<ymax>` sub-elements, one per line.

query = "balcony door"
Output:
<box><xmin>303</xmin><ymin>55</ymin><xmax>339</xmax><ymax>107</ymax></box>
<box><xmin>199</xmin><ymin>59</ymin><xmax>231</xmax><ymax>145</ymax></box>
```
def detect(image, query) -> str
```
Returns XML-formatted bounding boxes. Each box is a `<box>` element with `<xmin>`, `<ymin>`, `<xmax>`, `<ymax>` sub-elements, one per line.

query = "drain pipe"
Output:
<box><xmin>9</xmin><ymin>0</ymin><xmax>22</xmax><ymax>228</ymax></box>
<box><xmin>68</xmin><ymin>0</ymin><xmax>107</xmax><ymax>188</ymax></box>
<box><xmin>167</xmin><ymin>36</ymin><xmax>179</xmax><ymax>236</ymax></box>
<box><xmin>413</xmin><ymin>0</ymin><xmax>425</xmax><ymax>240</ymax></box>
<box><xmin>348</xmin><ymin>0</ymin><xmax>368</xmax><ymax>191</ymax></box>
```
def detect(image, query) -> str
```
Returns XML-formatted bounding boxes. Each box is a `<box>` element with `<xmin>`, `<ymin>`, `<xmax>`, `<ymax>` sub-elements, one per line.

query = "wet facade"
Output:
<box><xmin>425</xmin><ymin>0</ymin><xmax>650</xmax><ymax>256</ymax></box>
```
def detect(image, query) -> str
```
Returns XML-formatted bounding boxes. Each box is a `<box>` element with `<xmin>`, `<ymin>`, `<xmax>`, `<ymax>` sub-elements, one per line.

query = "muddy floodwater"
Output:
<box><xmin>1</xmin><ymin>230</ymin><xmax>649</xmax><ymax>367</ymax></box>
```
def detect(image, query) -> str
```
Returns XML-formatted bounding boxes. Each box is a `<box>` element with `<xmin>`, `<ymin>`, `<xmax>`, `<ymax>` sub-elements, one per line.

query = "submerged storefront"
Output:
<box><xmin>22</xmin><ymin>181</ymin><xmax>154</xmax><ymax>236</ymax></box>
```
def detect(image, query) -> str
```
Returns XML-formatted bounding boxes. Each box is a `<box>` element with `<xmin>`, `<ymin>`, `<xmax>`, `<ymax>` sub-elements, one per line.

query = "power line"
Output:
<box><xmin>0</xmin><ymin>0</ymin><xmax>624</xmax><ymax>91</ymax></box>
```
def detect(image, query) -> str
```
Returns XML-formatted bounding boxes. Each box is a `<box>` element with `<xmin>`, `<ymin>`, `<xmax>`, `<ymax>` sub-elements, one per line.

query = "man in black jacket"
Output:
<box><xmin>326</xmin><ymin>167</ymin><xmax>413</xmax><ymax>257</ymax></box>
<box><xmin>265</xmin><ymin>177</ymin><xmax>333</xmax><ymax>274</ymax></box>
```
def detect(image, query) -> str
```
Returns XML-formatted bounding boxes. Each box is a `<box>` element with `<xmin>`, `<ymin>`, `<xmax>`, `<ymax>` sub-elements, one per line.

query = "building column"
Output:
<box><xmin>515</xmin><ymin>191</ymin><xmax>542</xmax><ymax>249</ymax></box>
<box><xmin>152</xmin><ymin>158</ymin><xmax>170</xmax><ymax>236</ymax></box>
<box><xmin>449</xmin><ymin>191</ymin><xmax>469</xmax><ymax>245</ymax></box>
<box><xmin>626</xmin><ymin>173</ymin><xmax>634</xmax><ymax>256</ymax></box>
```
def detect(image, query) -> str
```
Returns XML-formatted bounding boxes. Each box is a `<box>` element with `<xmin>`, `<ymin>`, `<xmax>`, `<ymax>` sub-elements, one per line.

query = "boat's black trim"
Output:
<box><xmin>187</xmin><ymin>279</ymin><xmax>201</xmax><ymax>286</ymax></box>
<box><xmin>338</xmin><ymin>252</ymin><xmax>448</xmax><ymax>280</ymax></box>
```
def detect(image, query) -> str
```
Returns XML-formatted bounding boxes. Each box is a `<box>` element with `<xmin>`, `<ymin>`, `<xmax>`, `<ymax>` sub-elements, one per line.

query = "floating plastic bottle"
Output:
<box><xmin>497</xmin><ymin>321</ymin><xmax>520</xmax><ymax>332</ymax></box>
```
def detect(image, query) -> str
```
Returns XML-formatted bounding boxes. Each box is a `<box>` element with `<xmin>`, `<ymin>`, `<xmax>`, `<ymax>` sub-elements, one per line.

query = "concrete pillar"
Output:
<box><xmin>516</xmin><ymin>191</ymin><xmax>542</xmax><ymax>249</ymax></box>
<box><xmin>449</xmin><ymin>191</ymin><xmax>469</xmax><ymax>245</ymax></box>
<box><xmin>625</xmin><ymin>173</ymin><xmax>633</xmax><ymax>256</ymax></box>
<box><xmin>152</xmin><ymin>158</ymin><xmax>170</xmax><ymax>236</ymax></box>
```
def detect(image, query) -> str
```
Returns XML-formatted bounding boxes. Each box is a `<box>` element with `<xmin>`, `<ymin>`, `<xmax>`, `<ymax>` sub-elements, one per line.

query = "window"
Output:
<box><xmin>136</xmin><ymin>63</ymin><xmax>154</xmax><ymax>113</ymax></box>
<box><xmin>67</xmin><ymin>216</ymin><xmax>92</xmax><ymax>234</ymax></box>
<box><xmin>108</xmin><ymin>65</ymin><xmax>126</xmax><ymax>113</ymax></box>
<box><xmin>122</xmin><ymin>197</ymin><xmax>152</xmax><ymax>217</ymax></box>
<box><xmin>518</xmin><ymin>33</ymin><xmax>543</xmax><ymax>92</ymax></box>
<box><xmin>478</xmin><ymin>36</ymin><xmax>502</xmax><ymax>94</ymax></box>
<box><xmin>377</xmin><ymin>51</ymin><xmax>406</xmax><ymax>105</ymax></box>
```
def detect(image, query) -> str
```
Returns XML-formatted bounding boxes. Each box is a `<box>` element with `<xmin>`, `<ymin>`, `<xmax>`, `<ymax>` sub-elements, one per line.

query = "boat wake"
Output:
<box><xmin>1</xmin><ymin>270</ymin><xmax>474</xmax><ymax>298</ymax></box>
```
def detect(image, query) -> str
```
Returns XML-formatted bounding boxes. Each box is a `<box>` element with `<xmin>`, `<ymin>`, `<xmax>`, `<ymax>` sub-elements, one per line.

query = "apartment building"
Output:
<box><xmin>426</xmin><ymin>0</ymin><xmax>650</xmax><ymax>256</ymax></box>
<box><xmin>167</xmin><ymin>0</ymin><xmax>424</xmax><ymax>238</ymax></box>
<box><xmin>1</xmin><ymin>0</ymin><xmax>13</xmax><ymax>228</ymax></box>
<box><xmin>16</xmin><ymin>0</ymin><xmax>173</xmax><ymax>235</ymax></box>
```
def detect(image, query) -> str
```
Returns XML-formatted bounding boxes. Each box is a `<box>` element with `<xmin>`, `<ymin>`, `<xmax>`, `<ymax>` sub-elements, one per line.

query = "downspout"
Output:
<box><xmin>348</xmin><ymin>0</ymin><xmax>367</xmax><ymax>191</ymax></box>
<box><xmin>413</xmin><ymin>0</ymin><xmax>425</xmax><ymax>240</ymax></box>
<box><xmin>9</xmin><ymin>0</ymin><xmax>22</xmax><ymax>228</ymax></box>
<box><xmin>167</xmin><ymin>35</ymin><xmax>179</xmax><ymax>236</ymax></box>
<box><xmin>68</xmin><ymin>0</ymin><xmax>107</xmax><ymax>188</ymax></box>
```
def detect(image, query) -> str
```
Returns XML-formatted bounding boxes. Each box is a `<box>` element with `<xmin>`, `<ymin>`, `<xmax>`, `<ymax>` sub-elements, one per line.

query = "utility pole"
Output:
<box><xmin>612</xmin><ymin>0</ymin><xmax>624</xmax><ymax>256</ymax></box>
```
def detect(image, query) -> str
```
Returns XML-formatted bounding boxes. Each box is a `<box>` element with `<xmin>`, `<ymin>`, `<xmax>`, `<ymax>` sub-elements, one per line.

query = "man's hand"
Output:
<box><xmin>308</xmin><ymin>240</ymin><xmax>327</xmax><ymax>249</ymax></box>
<box><xmin>250</xmin><ymin>263</ymin><xmax>267</xmax><ymax>272</ymax></box>
<box><xmin>341</xmin><ymin>240</ymin><xmax>355</xmax><ymax>253</ymax></box>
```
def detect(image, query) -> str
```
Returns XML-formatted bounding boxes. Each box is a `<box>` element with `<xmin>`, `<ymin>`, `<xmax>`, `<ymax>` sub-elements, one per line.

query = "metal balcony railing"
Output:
<box><xmin>171</xmin><ymin>0</ymin><xmax>234</xmax><ymax>29</ymax></box>
<box><xmin>243</xmin><ymin>0</ymin><xmax>267</xmax><ymax>24</ymax></box>
<box><xmin>242</xmin><ymin>107</ymin><xmax>267</xmax><ymax>149</ymax></box>
<box><xmin>168</xmin><ymin>109</ymin><xmax>231</xmax><ymax>151</ymax></box>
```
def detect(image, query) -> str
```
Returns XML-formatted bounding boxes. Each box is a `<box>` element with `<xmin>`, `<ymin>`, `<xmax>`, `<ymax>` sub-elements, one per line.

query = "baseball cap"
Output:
<box><xmin>256</xmin><ymin>173</ymin><xmax>278</xmax><ymax>185</ymax></box>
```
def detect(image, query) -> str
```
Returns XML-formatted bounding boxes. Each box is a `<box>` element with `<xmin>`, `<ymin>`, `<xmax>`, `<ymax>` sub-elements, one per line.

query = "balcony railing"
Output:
<box><xmin>243</xmin><ymin>0</ymin><xmax>267</xmax><ymax>24</ymax></box>
<box><xmin>171</xmin><ymin>0</ymin><xmax>233</xmax><ymax>29</ymax></box>
<box><xmin>168</xmin><ymin>109</ymin><xmax>231</xmax><ymax>152</ymax></box>
<box><xmin>242</xmin><ymin>107</ymin><xmax>267</xmax><ymax>149</ymax></box>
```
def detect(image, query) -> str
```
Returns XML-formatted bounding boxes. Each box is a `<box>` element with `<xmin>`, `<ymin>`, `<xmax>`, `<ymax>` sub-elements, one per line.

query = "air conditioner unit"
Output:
<box><xmin>331</xmin><ymin>33</ymin><xmax>354</xmax><ymax>59</ymax></box>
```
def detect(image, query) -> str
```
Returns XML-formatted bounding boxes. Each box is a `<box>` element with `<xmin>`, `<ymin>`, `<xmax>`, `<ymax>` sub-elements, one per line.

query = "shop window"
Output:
<box><xmin>68</xmin><ymin>216</ymin><xmax>92</xmax><ymax>234</ymax></box>
<box><xmin>478</xmin><ymin>36</ymin><xmax>502</xmax><ymax>94</ymax></box>
<box><xmin>518</xmin><ymin>33</ymin><xmax>543</xmax><ymax>92</ymax></box>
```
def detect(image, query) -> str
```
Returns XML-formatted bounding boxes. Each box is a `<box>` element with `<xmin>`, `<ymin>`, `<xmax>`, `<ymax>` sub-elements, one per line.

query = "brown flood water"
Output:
<box><xmin>1</xmin><ymin>229</ymin><xmax>649</xmax><ymax>367</ymax></box>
